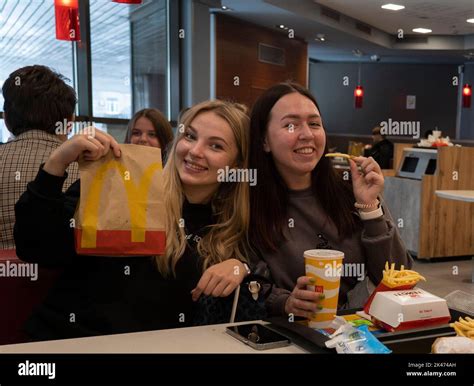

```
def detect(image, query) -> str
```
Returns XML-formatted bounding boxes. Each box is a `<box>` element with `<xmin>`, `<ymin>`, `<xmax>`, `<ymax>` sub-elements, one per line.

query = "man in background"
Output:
<box><xmin>364</xmin><ymin>125</ymin><xmax>394</xmax><ymax>169</ymax></box>
<box><xmin>0</xmin><ymin>65</ymin><xmax>80</xmax><ymax>250</ymax></box>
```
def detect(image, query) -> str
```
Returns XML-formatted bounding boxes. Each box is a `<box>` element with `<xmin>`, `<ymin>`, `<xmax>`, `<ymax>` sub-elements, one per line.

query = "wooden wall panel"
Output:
<box><xmin>418</xmin><ymin>147</ymin><xmax>474</xmax><ymax>258</ymax></box>
<box><xmin>215</xmin><ymin>14</ymin><xmax>308</xmax><ymax>109</ymax></box>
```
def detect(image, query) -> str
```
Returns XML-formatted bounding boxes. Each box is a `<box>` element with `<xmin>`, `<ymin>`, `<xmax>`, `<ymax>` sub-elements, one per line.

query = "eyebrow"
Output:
<box><xmin>281</xmin><ymin>113</ymin><xmax>321</xmax><ymax>121</ymax></box>
<box><xmin>133</xmin><ymin>128</ymin><xmax>154</xmax><ymax>132</ymax></box>
<box><xmin>187</xmin><ymin>125</ymin><xmax>229</xmax><ymax>146</ymax></box>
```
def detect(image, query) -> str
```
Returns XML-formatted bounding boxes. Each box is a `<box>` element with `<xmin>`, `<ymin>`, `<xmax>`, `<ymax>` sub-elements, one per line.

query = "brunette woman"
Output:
<box><xmin>248</xmin><ymin>82</ymin><xmax>410</xmax><ymax>318</ymax></box>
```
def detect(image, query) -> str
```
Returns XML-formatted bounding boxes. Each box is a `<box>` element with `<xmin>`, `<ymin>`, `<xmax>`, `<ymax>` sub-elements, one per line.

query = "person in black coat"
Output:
<box><xmin>364</xmin><ymin>125</ymin><xmax>394</xmax><ymax>169</ymax></box>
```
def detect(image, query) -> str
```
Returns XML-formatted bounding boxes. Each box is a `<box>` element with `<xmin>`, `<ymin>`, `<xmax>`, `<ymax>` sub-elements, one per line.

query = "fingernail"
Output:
<box><xmin>317</xmin><ymin>304</ymin><xmax>323</xmax><ymax>310</ymax></box>
<box><xmin>319</xmin><ymin>294</ymin><xmax>325</xmax><ymax>300</ymax></box>
<box><xmin>308</xmin><ymin>277</ymin><xmax>316</xmax><ymax>284</ymax></box>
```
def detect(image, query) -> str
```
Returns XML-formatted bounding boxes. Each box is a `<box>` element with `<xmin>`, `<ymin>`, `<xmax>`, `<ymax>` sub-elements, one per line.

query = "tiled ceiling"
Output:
<box><xmin>315</xmin><ymin>0</ymin><xmax>474</xmax><ymax>35</ymax></box>
<box><xmin>223</xmin><ymin>0</ymin><xmax>473</xmax><ymax>62</ymax></box>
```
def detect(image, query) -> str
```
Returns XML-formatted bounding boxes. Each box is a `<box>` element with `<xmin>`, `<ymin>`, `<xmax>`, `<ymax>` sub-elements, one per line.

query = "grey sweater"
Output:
<box><xmin>252</xmin><ymin>188</ymin><xmax>411</xmax><ymax>316</ymax></box>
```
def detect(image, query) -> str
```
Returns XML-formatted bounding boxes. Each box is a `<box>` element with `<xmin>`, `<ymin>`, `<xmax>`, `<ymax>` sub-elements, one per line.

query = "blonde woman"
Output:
<box><xmin>159</xmin><ymin>101</ymin><xmax>251</xmax><ymax>298</ymax></box>
<box><xmin>14</xmin><ymin>100</ymin><xmax>252</xmax><ymax>341</ymax></box>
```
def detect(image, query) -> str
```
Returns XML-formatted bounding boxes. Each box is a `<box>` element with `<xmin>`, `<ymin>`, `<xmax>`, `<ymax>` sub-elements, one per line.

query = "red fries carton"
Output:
<box><xmin>364</xmin><ymin>262</ymin><xmax>424</xmax><ymax>315</ymax></box>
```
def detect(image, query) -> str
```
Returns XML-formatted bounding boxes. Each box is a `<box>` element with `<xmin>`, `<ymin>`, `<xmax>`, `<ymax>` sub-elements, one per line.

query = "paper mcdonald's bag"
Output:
<box><xmin>74</xmin><ymin>144</ymin><xmax>166</xmax><ymax>256</ymax></box>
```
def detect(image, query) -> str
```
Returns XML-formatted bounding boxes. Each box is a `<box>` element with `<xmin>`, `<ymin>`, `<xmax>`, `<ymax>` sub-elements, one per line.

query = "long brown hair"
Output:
<box><xmin>156</xmin><ymin>100</ymin><xmax>252</xmax><ymax>276</ymax></box>
<box><xmin>125</xmin><ymin>108</ymin><xmax>174</xmax><ymax>161</ymax></box>
<box><xmin>249</xmin><ymin>82</ymin><xmax>359</xmax><ymax>252</ymax></box>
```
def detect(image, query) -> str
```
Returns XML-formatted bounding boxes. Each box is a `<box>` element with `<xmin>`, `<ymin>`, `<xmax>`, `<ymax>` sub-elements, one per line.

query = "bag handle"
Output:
<box><xmin>229</xmin><ymin>286</ymin><xmax>241</xmax><ymax>323</ymax></box>
<box><xmin>229</xmin><ymin>279</ymin><xmax>264</xmax><ymax>323</ymax></box>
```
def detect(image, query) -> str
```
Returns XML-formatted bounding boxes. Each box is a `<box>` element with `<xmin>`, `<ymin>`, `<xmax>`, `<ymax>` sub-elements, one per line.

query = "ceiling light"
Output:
<box><xmin>381</xmin><ymin>4</ymin><xmax>405</xmax><ymax>11</ymax></box>
<box><xmin>467</xmin><ymin>18</ymin><xmax>474</xmax><ymax>23</ymax></box>
<box><xmin>279</xmin><ymin>24</ymin><xmax>285</xmax><ymax>29</ymax></box>
<box><xmin>315</xmin><ymin>33</ymin><xmax>326</xmax><ymax>42</ymax></box>
<box><xmin>412</xmin><ymin>28</ymin><xmax>432</xmax><ymax>34</ymax></box>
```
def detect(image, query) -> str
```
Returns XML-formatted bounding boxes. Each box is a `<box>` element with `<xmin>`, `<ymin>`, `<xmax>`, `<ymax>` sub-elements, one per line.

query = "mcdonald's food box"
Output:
<box><xmin>367</xmin><ymin>288</ymin><xmax>450</xmax><ymax>332</ymax></box>
<box><xmin>74</xmin><ymin>144</ymin><xmax>166</xmax><ymax>256</ymax></box>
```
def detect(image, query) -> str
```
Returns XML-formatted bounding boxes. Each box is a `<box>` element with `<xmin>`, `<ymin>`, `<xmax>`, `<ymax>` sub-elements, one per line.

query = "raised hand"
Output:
<box><xmin>349</xmin><ymin>156</ymin><xmax>384</xmax><ymax>211</ymax></box>
<box><xmin>44</xmin><ymin>128</ymin><xmax>121</xmax><ymax>177</ymax></box>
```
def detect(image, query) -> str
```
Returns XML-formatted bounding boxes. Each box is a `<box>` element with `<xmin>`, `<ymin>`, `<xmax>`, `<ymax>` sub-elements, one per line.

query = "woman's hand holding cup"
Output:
<box><xmin>284</xmin><ymin>276</ymin><xmax>324</xmax><ymax>318</ymax></box>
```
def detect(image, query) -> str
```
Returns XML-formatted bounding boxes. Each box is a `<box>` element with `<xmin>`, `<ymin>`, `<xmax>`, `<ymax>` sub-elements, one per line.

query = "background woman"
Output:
<box><xmin>124</xmin><ymin>108</ymin><xmax>174</xmax><ymax>162</ymax></box>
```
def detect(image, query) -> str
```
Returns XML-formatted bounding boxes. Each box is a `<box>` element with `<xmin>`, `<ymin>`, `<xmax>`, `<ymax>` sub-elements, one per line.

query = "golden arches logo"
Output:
<box><xmin>80</xmin><ymin>159</ymin><xmax>162</xmax><ymax>248</ymax></box>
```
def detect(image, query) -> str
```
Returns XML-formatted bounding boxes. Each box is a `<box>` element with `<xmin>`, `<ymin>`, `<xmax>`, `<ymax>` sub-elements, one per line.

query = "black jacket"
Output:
<box><xmin>14</xmin><ymin>166</ymin><xmax>213</xmax><ymax>341</ymax></box>
<box><xmin>364</xmin><ymin>139</ymin><xmax>394</xmax><ymax>169</ymax></box>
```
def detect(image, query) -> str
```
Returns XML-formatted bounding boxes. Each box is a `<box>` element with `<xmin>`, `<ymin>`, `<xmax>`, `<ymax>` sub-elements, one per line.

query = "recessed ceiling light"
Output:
<box><xmin>221</xmin><ymin>5</ymin><xmax>231</xmax><ymax>11</ymax></box>
<box><xmin>413</xmin><ymin>28</ymin><xmax>432</xmax><ymax>33</ymax></box>
<box><xmin>279</xmin><ymin>24</ymin><xmax>285</xmax><ymax>29</ymax></box>
<box><xmin>467</xmin><ymin>18</ymin><xmax>474</xmax><ymax>23</ymax></box>
<box><xmin>315</xmin><ymin>33</ymin><xmax>326</xmax><ymax>42</ymax></box>
<box><xmin>381</xmin><ymin>4</ymin><xmax>405</xmax><ymax>11</ymax></box>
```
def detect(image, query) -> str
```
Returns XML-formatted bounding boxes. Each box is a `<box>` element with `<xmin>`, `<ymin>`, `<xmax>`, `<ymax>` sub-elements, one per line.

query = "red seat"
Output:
<box><xmin>0</xmin><ymin>250</ymin><xmax>60</xmax><ymax>345</ymax></box>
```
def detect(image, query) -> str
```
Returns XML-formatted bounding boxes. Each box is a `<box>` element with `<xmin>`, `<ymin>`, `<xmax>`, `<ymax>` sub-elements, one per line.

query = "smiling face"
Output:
<box><xmin>264</xmin><ymin>92</ymin><xmax>326</xmax><ymax>190</ymax></box>
<box><xmin>175</xmin><ymin>110</ymin><xmax>239</xmax><ymax>202</ymax></box>
<box><xmin>129</xmin><ymin>117</ymin><xmax>160</xmax><ymax>148</ymax></box>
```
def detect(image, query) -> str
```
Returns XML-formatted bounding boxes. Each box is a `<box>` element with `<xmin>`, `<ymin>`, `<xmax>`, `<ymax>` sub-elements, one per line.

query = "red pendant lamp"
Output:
<box><xmin>354</xmin><ymin>85</ymin><xmax>364</xmax><ymax>109</ymax></box>
<box><xmin>462</xmin><ymin>84</ymin><xmax>472</xmax><ymax>108</ymax></box>
<box><xmin>113</xmin><ymin>0</ymin><xmax>143</xmax><ymax>3</ymax></box>
<box><xmin>54</xmin><ymin>0</ymin><xmax>80</xmax><ymax>41</ymax></box>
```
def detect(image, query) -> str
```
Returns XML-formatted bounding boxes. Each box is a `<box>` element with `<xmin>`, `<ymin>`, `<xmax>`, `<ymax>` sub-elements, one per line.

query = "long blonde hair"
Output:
<box><xmin>156</xmin><ymin>100</ymin><xmax>251</xmax><ymax>276</ymax></box>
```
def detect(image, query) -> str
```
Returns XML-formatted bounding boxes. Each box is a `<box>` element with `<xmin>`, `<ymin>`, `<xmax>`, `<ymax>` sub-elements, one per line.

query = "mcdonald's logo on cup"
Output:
<box><xmin>74</xmin><ymin>145</ymin><xmax>166</xmax><ymax>256</ymax></box>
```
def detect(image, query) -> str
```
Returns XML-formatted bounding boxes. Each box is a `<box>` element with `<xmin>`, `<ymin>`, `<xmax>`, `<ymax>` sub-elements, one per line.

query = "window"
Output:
<box><xmin>90</xmin><ymin>0</ymin><xmax>169</xmax><ymax>120</ymax></box>
<box><xmin>1</xmin><ymin>0</ymin><xmax>172</xmax><ymax>143</ymax></box>
<box><xmin>0</xmin><ymin>119</ymin><xmax>12</xmax><ymax>143</ymax></box>
<box><xmin>93</xmin><ymin>122</ymin><xmax>128</xmax><ymax>144</ymax></box>
<box><xmin>0</xmin><ymin>0</ymin><xmax>74</xmax><ymax>141</ymax></box>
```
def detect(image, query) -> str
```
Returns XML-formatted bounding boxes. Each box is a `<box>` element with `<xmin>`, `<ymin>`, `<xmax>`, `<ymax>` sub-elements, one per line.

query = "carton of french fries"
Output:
<box><xmin>364</xmin><ymin>262</ymin><xmax>451</xmax><ymax>332</ymax></box>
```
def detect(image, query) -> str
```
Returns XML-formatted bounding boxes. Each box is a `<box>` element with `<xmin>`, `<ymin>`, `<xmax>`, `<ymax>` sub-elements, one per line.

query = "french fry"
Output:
<box><xmin>459</xmin><ymin>319</ymin><xmax>472</xmax><ymax>328</ymax></box>
<box><xmin>392</xmin><ymin>275</ymin><xmax>420</xmax><ymax>281</ymax></box>
<box><xmin>324</xmin><ymin>153</ymin><xmax>356</xmax><ymax>160</ymax></box>
<box><xmin>452</xmin><ymin>325</ymin><xmax>466</xmax><ymax>337</ymax></box>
